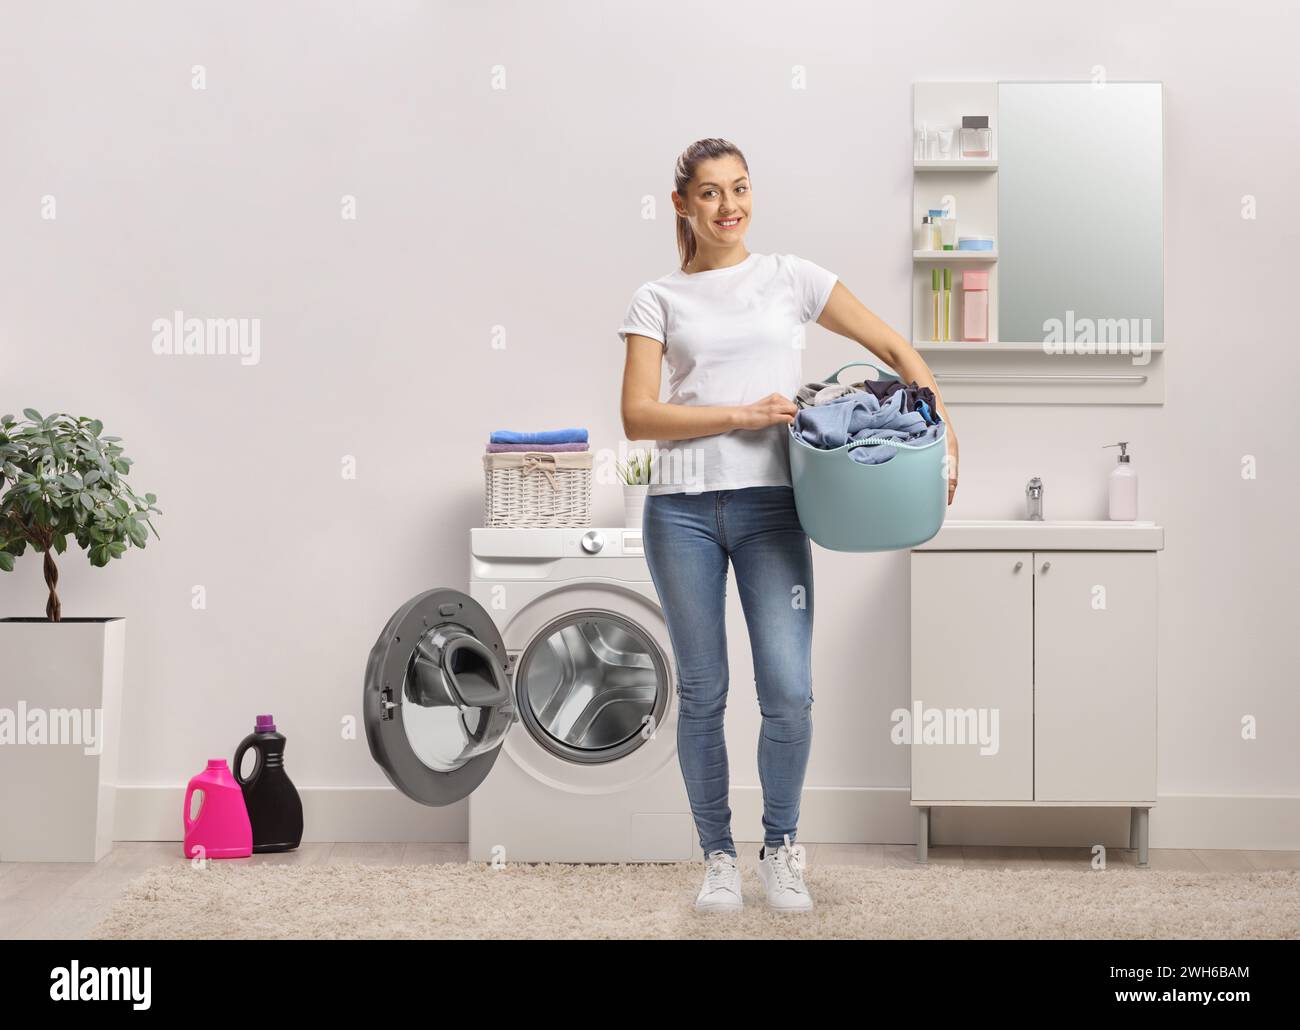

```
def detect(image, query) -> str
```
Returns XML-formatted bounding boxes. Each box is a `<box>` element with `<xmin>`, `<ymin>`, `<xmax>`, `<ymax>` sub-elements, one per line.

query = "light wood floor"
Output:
<box><xmin>4</xmin><ymin>841</ymin><xmax>1297</xmax><ymax>939</ymax></box>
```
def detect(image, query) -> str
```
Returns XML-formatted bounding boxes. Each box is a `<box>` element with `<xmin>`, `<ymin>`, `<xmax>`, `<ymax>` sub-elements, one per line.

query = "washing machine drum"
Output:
<box><xmin>364</xmin><ymin>588</ymin><xmax>515</xmax><ymax>806</ymax></box>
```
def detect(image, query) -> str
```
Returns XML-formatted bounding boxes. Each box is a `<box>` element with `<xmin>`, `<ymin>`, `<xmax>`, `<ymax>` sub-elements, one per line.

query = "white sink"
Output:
<box><xmin>914</xmin><ymin>519</ymin><xmax>1163</xmax><ymax>551</ymax></box>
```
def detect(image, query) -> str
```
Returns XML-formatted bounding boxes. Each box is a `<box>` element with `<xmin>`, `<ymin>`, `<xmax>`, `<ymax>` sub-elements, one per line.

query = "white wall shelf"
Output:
<box><xmin>906</xmin><ymin>343</ymin><xmax>1166</xmax><ymax>404</ymax></box>
<box><xmin>914</xmin><ymin>159</ymin><xmax>997</xmax><ymax>171</ymax></box>
<box><xmin>914</xmin><ymin>250</ymin><xmax>997</xmax><ymax>263</ymax></box>
<box><xmin>913</xmin><ymin>341</ymin><xmax>1166</xmax><ymax>354</ymax></box>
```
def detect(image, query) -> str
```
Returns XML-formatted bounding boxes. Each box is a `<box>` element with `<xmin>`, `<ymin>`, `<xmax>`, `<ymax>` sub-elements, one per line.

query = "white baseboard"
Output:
<box><xmin>116</xmin><ymin>785</ymin><xmax>469</xmax><ymax>844</ymax></box>
<box><xmin>115</xmin><ymin>784</ymin><xmax>1300</xmax><ymax>851</ymax></box>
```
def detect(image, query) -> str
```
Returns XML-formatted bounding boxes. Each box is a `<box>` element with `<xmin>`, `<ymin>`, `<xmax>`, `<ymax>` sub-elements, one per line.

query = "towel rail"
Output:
<box><xmin>933</xmin><ymin>372</ymin><xmax>1148</xmax><ymax>384</ymax></box>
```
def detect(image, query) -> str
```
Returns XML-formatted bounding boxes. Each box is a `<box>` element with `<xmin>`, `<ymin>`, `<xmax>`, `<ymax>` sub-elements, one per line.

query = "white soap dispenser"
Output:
<box><xmin>1104</xmin><ymin>442</ymin><xmax>1138</xmax><ymax>520</ymax></box>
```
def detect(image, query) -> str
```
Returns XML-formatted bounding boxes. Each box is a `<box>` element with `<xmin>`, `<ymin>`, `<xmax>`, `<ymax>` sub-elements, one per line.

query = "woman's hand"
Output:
<box><xmin>734</xmin><ymin>393</ymin><xmax>799</xmax><ymax>430</ymax></box>
<box><xmin>945</xmin><ymin>429</ymin><xmax>960</xmax><ymax>505</ymax></box>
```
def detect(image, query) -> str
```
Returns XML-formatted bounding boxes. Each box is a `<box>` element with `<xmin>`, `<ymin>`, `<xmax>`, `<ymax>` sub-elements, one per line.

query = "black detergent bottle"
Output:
<box><xmin>233</xmin><ymin>715</ymin><xmax>304</xmax><ymax>853</ymax></box>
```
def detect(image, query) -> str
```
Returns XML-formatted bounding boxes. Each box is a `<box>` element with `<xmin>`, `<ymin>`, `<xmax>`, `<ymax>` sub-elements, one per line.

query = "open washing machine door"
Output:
<box><xmin>364</xmin><ymin>588</ymin><xmax>515</xmax><ymax>806</ymax></box>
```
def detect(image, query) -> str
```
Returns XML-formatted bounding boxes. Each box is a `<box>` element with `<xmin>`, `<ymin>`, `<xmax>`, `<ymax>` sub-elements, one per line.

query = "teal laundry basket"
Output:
<box><xmin>788</xmin><ymin>360</ymin><xmax>948</xmax><ymax>552</ymax></box>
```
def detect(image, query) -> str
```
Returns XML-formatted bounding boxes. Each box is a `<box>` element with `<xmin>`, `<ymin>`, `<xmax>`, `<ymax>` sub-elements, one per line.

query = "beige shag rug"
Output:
<box><xmin>90</xmin><ymin>861</ymin><xmax>1300</xmax><ymax>940</ymax></box>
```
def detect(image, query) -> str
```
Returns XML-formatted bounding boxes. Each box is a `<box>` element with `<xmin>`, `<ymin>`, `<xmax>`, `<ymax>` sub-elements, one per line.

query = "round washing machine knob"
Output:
<box><xmin>580</xmin><ymin>530</ymin><xmax>605</xmax><ymax>554</ymax></box>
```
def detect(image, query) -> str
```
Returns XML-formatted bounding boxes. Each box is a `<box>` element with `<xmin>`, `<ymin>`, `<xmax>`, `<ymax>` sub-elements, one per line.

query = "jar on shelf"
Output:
<box><xmin>960</xmin><ymin>115</ymin><xmax>991</xmax><ymax>158</ymax></box>
<box><xmin>918</xmin><ymin>214</ymin><xmax>936</xmax><ymax>251</ymax></box>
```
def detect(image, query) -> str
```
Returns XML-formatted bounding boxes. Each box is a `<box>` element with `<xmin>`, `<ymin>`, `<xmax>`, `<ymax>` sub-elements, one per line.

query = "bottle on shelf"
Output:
<box><xmin>942</xmin><ymin>268</ymin><xmax>953</xmax><ymax>341</ymax></box>
<box><xmin>931</xmin><ymin>268</ymin><xmax>942</xmax><ymax>342</ymax></box>
<box><xmin>962</xmin><ymin>269</ymin><xmax>989</xmax><ymax>341</ymax></box>
<box><xmin>927</xmin><ymin>208</ymin><xmax>944</xmax><ymax>250</ymax></box>
<box><xmin>918</xmin><ymin>214</ymin><xmax>936</xmax><ymax>251</ymax></box>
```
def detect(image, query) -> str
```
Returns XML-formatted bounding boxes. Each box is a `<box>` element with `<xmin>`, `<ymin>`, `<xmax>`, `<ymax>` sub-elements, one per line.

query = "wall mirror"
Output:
<box><xmin>912</xmin><ymin>80</ymin><xmax>1165</xmax><ymax>404</ymax></box>
<box><xmin>997</xmin><ymin>81</ymin><xmax>1164</xmax><ymax>345</ymax></box>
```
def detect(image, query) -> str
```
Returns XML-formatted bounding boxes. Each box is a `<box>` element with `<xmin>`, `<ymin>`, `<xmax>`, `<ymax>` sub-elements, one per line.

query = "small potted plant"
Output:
<box><xmin>0</xmin><ymin>410</ymin><xmax>160</xmax><ymax>862</ymax></box>
<box><xmin>616</xmin><ymin>449</ymin><xmax>654</xmax><ymax>530</ymax></box>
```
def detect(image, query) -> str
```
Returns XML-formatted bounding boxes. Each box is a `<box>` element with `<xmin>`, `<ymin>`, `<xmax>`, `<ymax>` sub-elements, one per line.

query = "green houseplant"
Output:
<box><xmin>0</xmin><ymin>410</ymin><xmax>161</xmax><ymax>861</ymax></box>
<box><xmin>0</xmin><ymin>410</ymin><xmax>160</xmax><ymax>620</ymax></box>
<box><xmin>616</xmin><ymin>449</ymin><xmax>654</xmax><ymax>530</ymax></box>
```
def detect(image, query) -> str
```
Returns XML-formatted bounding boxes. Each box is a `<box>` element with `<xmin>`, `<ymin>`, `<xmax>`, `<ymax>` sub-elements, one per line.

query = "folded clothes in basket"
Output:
<box><xmin>793</xmin><ymin>390</ymin><xmax>945</xmax><ymax>465</ymax></box>
<box><xmin>485</xmin><ymin>441</ymin><xmax>589</xmax><ymax>452</ymax></box>
<box><xmin>489</xmin><ymin>428</ymin><xmax>588</xmax><ymax>445</ymax></box>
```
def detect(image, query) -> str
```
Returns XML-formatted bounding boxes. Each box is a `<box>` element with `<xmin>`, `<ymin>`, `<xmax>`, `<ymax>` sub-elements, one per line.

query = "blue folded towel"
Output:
<box><xmin>490</xmin><ymin>428</ymin><xmax>589</xmax><ymax>445</ymax></box>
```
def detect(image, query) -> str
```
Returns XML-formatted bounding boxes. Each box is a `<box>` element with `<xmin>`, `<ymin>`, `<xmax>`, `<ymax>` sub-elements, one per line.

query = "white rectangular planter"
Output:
<box><xmin>0</xmin><ymin>617</ymin><xmax>125</xmax><ymax>862</ymax></box>
<box><xmin>623</xmin><ymin>485</ymin><xmax>648</xmax><ymax>529</ymax></box>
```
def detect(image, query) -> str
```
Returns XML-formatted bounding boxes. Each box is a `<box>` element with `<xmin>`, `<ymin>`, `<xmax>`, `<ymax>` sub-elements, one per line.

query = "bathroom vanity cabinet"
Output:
<box><xmin>909</xmin><ymin>521</ymin><xmax>1162</xmax><ymax>864</ymax></box>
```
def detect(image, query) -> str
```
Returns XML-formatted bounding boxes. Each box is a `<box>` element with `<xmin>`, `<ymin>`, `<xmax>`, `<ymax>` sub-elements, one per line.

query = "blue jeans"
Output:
<box><xmin>641</xmin><ymin>485</ymin><xmax>814</xmax><ymax>857</ymax></box>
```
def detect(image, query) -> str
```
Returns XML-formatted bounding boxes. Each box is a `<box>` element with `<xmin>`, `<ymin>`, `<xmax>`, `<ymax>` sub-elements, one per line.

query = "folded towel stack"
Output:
<box><xmin>486</xmin><ymin>442</ymin><xmax>588</xmax><ymax>452</ymax></box>
<box><xmin>486</xmin><ymin>428</ymin><xmax>589</xmax><ymax>453</ymax></box>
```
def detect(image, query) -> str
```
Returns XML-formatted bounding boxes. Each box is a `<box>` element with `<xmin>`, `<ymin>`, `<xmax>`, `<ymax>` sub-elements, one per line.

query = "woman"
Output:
<box><xmin>617</xmin><ymin>138</ymin><xmax>958</xmax><ymax>912</ymax></box>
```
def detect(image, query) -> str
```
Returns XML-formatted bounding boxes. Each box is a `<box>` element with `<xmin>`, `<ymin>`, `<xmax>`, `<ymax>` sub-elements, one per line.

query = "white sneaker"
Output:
<box><xmin>757</xmin><ymin>834</ymin><xmax>813</xmax><ymax>912</ymax></box>
<box><xmin>694</xmin><ymin>849</ymin><xmax>743</xmax><ymax>912</ymax></box>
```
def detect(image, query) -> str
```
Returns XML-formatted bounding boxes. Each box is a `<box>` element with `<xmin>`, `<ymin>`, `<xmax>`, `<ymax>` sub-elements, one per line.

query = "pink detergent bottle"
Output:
<box><xmin>183</xmin><ymin>759</ymin><xmax>253</xmax><ymax>859</ymax></box>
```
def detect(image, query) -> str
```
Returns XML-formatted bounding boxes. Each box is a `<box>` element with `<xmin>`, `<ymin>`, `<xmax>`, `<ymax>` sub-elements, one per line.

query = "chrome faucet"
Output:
<box><xmin>1026</xmin><ymin>477</ymin><xmax>1044</xmax><ymax>520</ymax></box>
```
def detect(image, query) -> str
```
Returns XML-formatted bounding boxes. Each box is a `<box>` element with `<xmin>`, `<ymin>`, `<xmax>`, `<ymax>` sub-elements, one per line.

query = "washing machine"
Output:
<box><xmin>364</xmin><ymin>526</ymin><xmax>702</xmax><ymax>863</ymax></box>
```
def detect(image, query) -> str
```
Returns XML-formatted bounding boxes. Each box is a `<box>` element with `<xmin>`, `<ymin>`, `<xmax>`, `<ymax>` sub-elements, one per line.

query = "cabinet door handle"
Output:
<box><xmin>1013</xmin><ymin>561</ymin><xmax>1023</xmax><ymax>572</ymax></box>
<box><xmin>1041</xmin><ymin>561</ymin><xmax>1051</xmax><ymax>573</ymax></box>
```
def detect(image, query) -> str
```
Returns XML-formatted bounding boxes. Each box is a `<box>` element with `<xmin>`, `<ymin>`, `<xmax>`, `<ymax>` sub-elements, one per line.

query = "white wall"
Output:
<box><xmin>3</xmin><ymin>0</ymin><xmax>1297</xmax><ymax>846</ymax></box>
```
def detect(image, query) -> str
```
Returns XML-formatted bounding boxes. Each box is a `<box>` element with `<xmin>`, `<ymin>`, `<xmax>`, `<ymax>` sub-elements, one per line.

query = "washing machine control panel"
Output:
<box><xmin>561</xmin><ymin>528</ymin><xmax>643</xmax><ymax>557</ymax></box>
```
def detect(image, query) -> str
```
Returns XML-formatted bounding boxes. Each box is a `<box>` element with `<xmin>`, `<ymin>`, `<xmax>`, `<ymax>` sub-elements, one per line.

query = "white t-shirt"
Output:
<box><xmin>617</xmin><ymin>251</ymin><xmax>839</xmax><ymax>495</ymax></box>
